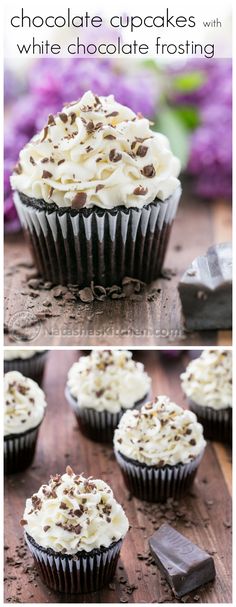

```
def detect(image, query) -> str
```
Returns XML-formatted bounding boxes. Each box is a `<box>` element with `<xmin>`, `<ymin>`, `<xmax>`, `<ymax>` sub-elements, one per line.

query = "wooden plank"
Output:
<box><xmin>4</xmin><ymin>191</ymin><xmax>232</xmax><ymax>347</ymax></box>
<box><xmin>4</xmin><ymin>350</ymin><xmax>232</xmax><ymax>603</ymax></box>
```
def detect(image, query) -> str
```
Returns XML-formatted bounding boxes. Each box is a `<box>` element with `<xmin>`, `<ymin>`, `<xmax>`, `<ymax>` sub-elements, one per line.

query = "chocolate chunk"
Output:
<box><xmin>133</xmin><ymin>186</ymin><xmax>148</xmax><ymax>196</ymax></box>
<box><xmin>72</xmin><ymin>192</ymin><xmax>87</xmax><ymax>208</ymax></box>
<box><xmin>95</xmin><ymin>184</ymin><xmax>105</xmax><ymax>193</ymax></box>
<box><xmin>149</xmin><ymin>524</ymin><xmax>215</xmax><ymax>598</ymax></box>
<box><xmin>30</xmin><ymin>156</ymin><xmax>36</xmax><ymax>166</ymax></box>
<box><xmin>136</xmin><ymin>145</ymin><xmax>148</xmax><ymax>157</ymax></box>
<box><xmin>59</xmin><ymin>113</ymin><xmax>68</xmax><ymax>123</ymax></box>
<box><xmin>178</xmin><ymin>243</ymin><xmax>232</xmax><ymax>331</ymax></box>
<box><xmin>48</xmin><ymin>114</ymin><xmax>56</xmax><ymax>126</ymax></box>
<box><xmin>42</xmin><ymin>170</ymin><xmax>53</xmax><ymax>179</ymax></box>
<box><xmin>141</xmin><ymin>164</ymin><xmax>156</xmax><ymax>177</ymax></box>
<box><xmin>109</xmin><ymin>149</ymin><xmax>122</xmax><ymax>163</ymax></box>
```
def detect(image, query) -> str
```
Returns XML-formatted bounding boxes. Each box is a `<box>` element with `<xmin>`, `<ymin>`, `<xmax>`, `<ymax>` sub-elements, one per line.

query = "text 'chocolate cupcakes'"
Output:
<box><xmin>114</xmin><ymin>396</ymin><xmax>206</xmax><ymax>502</ymax></box>
<box><xmin>21</xmin><ymin>467</ymin><xmax>129</xmax><ymax>594</ymax></box>
<box><xmin>11</xmin><ymin>90</ymin><xmax>181</xmax><ymax>287</ymax></box>
<box><xmin>65</xmin><ymin>349</ymin><xmax>151</xmax><ymax>442</ymax></box>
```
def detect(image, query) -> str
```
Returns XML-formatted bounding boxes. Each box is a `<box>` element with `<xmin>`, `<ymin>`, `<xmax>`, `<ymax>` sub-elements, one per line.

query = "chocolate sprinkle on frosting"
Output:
<box><xmin>42</xmin><ymin>170</ymin><xmax>53</xmax><ymax>179</ymax></box>
<box><xmin>109</xmin><ymin>149</ymin><xmax>122</xmax><ymax>163</ymax></box>
<box><xmin>41</xmin><ymin>126</ymin><xmax>49</xmax><ymax>142</ymax></box>
<box><xmin>72</xmin><ymin>192</ymin><xmax>87</xmax><ymax>208</ymax></box>
<box><xmin>133</xmin><ymin>186</ymin><xmax>148</xmax><ymax>196</ymax></box>
<box><xmin>136</xmin><ymin>145</ymin><xmax>148</xmax><ymax>157</ymax></box>
<box><xmin>141</xmin><ymin>164</ymin><xmax>156</xmax><ymax>178</ymax></box>
<box><xmin>48</xmin><ymin>114</ymin><xmax>56</xmax><ymax>126</ymax></box>
<box><xmin>59</xmin><ymin>113</ymin><xmax>68</xmax><ymax>123</ymax></box>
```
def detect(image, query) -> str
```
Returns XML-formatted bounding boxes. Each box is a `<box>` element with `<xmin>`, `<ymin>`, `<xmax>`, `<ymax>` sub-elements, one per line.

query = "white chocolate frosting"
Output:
<box><xmin>181</xmin><ymin>349</ymin><xmax>232</xmax><ymax>410</ymax></box>
<box><xmin>67</xmin><ymin>350</ymin><xmax>151</xmax><ymax>413</ymax></box>
<box><xmin>114</xmin><ymin>396</ymin><xmax>206</xmax><ymax>466</ymax></box>
<box><xmin>4</xmin><ymin>371</ymin><xmax>47</xmax><ymax>436</ymax></box>
<box><xmin>11</xmin><ymin>90</ymin><xmax>180</xmax><ymax>209</ymax></box>
<box><xmin>21</xmin><ymin>467</ymin><xmax>129</xmax><ymax>554</ymax></box>
<box><xmin>4</xmin><ymin>349</ymin><xmax>46</xmax><ymax>361</ymax></box>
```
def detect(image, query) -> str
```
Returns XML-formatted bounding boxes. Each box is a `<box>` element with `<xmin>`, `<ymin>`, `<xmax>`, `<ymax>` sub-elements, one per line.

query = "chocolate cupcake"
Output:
<box><xmin>4</xmin><ymin>371</ymin><xmax>47</xmax><ymax>474</ymax></box>
<box><xmin>4</xmin><ymin>349</ymin><xmax>48</xmax><ymax>384</ymax></box>
<box><xmin>20</xmin><ymin>466</ymin><xmax>129</xmax><ymax>593</ymax></box>
<box><xmin>11</xmin><ymin>90</ymin><xmax>181</xmax><ymax>287</ymax></box>
<box><xmin>181</xmin><ymin>349</ymin><xmax>232</xmax><ymax>443</ymax></box>
<box><xmin>114</xmin><ymin>396</ymin><xmax>206</xmax><ymax>502</ymax></box>
<box><xmin>65</xmin><ymin>349</ymin><xmax>151</xmax><ymax>442</ymax></box>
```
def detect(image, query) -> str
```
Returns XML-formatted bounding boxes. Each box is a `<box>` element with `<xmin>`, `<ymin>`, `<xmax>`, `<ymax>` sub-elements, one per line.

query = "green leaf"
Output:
<box><xmin>173</xmin><ymin>106</ymin><xmax>200</xmax><ymax>130</ymax></box>
<box><xmin>155</xmin><ymin>107</ymin><xmax>190</xmax><ymax>169</ymax></box>
<box><xmin>173</xmin><ymin>71</ymin><xmax>205</xmax><ymax>92</ymax></box>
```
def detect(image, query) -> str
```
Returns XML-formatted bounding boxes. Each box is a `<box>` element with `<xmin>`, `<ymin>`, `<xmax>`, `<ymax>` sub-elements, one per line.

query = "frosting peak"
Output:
<box><xmin>21</xmin><ymin>467</ymin><xmax>129</xmax><ymax>554</ymax></box>
<box><xmin>181</xmin><ymin>349</ymin><xmax>232</xmax><ymax>410</ymax></box>
<box><xmin>67</xmin><ymin>349</ymin><xmax>151</xmax><ymax>413</ymax></box>
<box><xmin>4</xmin><ymin>371</ymin><xmax>47</xmax><ymax>436</ymax></box>
<box><xmin>11</xmin><ymin>90</ymin><xmax>180</xmax><ymax>209</ymax></box>
<box><xmin>114</xmin><ymin>396</ymin><xmax>206</xmax><ymax>466</ymax></box>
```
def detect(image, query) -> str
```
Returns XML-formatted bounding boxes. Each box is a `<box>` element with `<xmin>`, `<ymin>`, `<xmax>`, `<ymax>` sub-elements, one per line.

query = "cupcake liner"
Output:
<box><xmin>4</xmin><ymin>422</ymin><xmax>42</xmax><ymax>475</ymax></box>
<box><xmin>25</xmin><ymin>533</ymin><xmax>122</xmax><ymax>593</ymax></box>
<box><xmin>114</xmin><ymin>450</ymin><xmax>204</xmax><ymax>502</ymax></box>
<box><xmin>189</xmin><ymin>400</ymin><xmax>232</xmax><ymax>443</ymax></box>
<box><xmin>4</xmin><ymin>351</ymin><xmax>48</xmax><ymax>384</ymax></box>
<box><xmin>14</xmin><ymin>188</ymin><xmax>181</xmax><ymax>287</ymax></box>
<box><xmin>65</xmin><ymin>387</ymin><xmax>149</xmax><ymax>443</ymax></box>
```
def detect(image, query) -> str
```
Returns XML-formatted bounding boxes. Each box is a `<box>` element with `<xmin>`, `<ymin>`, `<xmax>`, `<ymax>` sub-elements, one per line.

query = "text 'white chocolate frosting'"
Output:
<box><xmin>67</xmin><ymin>350</ymin><xmax>151</xmax><ymax>413</ymax></box>
<box><xmin>11</xmin><ymin>90</ymin><xmax>180</xmax><ymax>209</ymax></box>
<box><xmin>22</xmin><ymin>467</ymin><xmax>129</xmax><ymax>554</ymax></box>
<box><xmin>181</xmin><ymin>349</ymin><xmax>232</xmax><ymax>410</ymax></box>
<box><xmin>4</xmin><ymin>371</ymin><xmax>47</xmax><ymax>436</ymax></box>
<box><xmin>114</xmin><ymin>396</ymin><xmax>206</xmax><ymax>466</ymax></box>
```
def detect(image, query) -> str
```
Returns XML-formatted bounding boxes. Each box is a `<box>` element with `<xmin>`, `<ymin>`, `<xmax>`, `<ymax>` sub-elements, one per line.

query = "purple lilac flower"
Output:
<box><xmin>170</xmin><ymin>59</ymin><xmax>232</xmax><ymax>200</ymax></box>
<box><xmin>4</xmin><ymin>58</ymin><xmax>158</xmax><ymax>231</ymax></box>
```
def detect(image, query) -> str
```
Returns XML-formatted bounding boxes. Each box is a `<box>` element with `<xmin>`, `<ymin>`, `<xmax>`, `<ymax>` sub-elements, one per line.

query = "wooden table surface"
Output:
<box><xmin>4</xmin><ymin>350</ymin><xmax>232</xmax><ymax>604</ymax></box>
<box><xmin>4</xmin><ymin>189</ymin><xmax>232</xmax><ymax>347</ymax></box>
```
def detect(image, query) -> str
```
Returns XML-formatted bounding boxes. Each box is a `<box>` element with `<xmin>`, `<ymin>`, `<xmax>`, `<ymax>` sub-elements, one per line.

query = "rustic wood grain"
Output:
<box><xmin>4</xmin><ymin>350</ymin><xmax>232</xmax><ymax>603</ymax></box>
<box><xmin>4</xmin><ymin>191</ymin><xmax>232</xmax><ymax>347</ymax></box>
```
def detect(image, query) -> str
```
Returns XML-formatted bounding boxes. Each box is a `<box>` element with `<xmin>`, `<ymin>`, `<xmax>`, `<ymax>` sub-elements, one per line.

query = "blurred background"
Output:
<box><xmin>4</xmin><ymin>56</ymin><xmax>232</xmax><ymax>232</ymax></box>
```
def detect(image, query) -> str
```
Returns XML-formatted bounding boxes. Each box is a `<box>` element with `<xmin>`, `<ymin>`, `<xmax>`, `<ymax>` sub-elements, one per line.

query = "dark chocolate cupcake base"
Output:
<box><xmin>115</xmin><ymin>450</ymin><xmax>204</xmax><ymax>502</ymax></box>
<box><xmin>189</xmin><ymin>400</ymin><xmax>232</xmax><ymax>443</ymax></box>
<box><xmin>14</xmin><ymin>188</ymin><xmax>181</xmax><ymax>287</ymax></box>
<box><xmin>25</xmin><ymin>533</ymin><xmax>122</xmax><ymax>593</ymax></box>
<box><xmin>4</xmin><ymin>422</ymin><xmax>42</xmax><ymax>475</ymax></box>
<box><xmin>4</xmin><ymin>351</ymin><xmax>48</xmax><ymax>384</ymax></box>
<box><xmin>65</xmin><ymin>387</ymin><xmax>149</xmax><ymax>443</ymax></box>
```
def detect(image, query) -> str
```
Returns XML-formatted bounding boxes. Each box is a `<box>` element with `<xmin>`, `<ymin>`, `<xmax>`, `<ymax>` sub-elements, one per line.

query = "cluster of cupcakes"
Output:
<box><xmin>4</xmin><ymin>348</ymin><xmax>232</xmax><ymax>595</ymax></box>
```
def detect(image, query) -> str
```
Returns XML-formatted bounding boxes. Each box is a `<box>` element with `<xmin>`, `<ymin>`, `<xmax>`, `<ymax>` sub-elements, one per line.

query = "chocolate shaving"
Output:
<box><xmin>57</xmin><ymin>159</ymin><xmax>65</xmax><ymax>166</ymax></box>
<box><xmin>103</xmin><ymin>134</ymin><xmax>116</xmax><ymax>140</ymax></box>
<box><xmin>20</xmin><ymin>519</ymin><xmax>27</xmax><ymax>526</ymax></box>
<box><xmin>60</xmin><ymin>502</ymin><xmax>68</xmax><ymax>510</ymax></box>
<box><xmin>109</xmin><ymin>149</ymin><xmax>122</xmax><ymax>163</ymax></box>
<box><xmin>48</xmin><ymin>114</ymin><xmax>56</xmax><ymax>126</ymax></box>
<box><xmin>41</xmin><ymin>126</ymin><xmax>49</xmax><ymax>142</ymax></box>
<box><xmin>106</xmin><ymin>111</ymin><xmax>119</xmax><ymax>117</ymax></box>
<box><xmin>74</xmin><ymin>524</ymin><xmax>82</xmax><ymax>535</ymax></box>
<box><xmin>41</xmin><ymin>158</ymin><xmax>49</xmax><ymax>163</ymax></box>
<box><xmin>133</xmin><ymin>186</ymin><xmax>148</xmax><ymax>196</ymax></box>
<box><xmin>141</xmin><ymin>164</ymin><xmax>156</xmax><ymax>178</ymax></box>
<box><xmin>59</xmin><ymin>113</ymin><xmax>68</xmax><ymax>123</ymax></box>
<box><xmin>13</xmin><ymin>163</ymin><xmax>22</xmax><ymax>175</ymax></box>
<box><xmin>72</xmin><ymin>192</ymin><xmax>87</xmax><ymax>209</ymax></box>
<box><xmin>70</xmin><ymin>112</ymin><xmax>77</xmax><ymax>125</ymax></box>
<box><xmin>42</xmin><ymin>170</ymin><xmax>53</xmax><ymax>179</ymax></box>
<box><xmin>43</xmin><ymin>525</ymin><xmax>51</xmax><ymax>532</ymax></box>
<box><xmin>95</xmin><ymin>184</ymin><xmax>105</xmax><ymax>193</ymax></box>
<box><xmin>136</xmin><ymin>145</ymin><xmax>148</xmax><ymax>157</ymax></box>
<box><xmin>29</xmin><ymin>156</ymin><xmax>36</xmax><ymax>166</ymax></box>
<box><xmin>86</xmin><ymin>120</ymin><xmax>95</xmax><ymax>134</ymax></box>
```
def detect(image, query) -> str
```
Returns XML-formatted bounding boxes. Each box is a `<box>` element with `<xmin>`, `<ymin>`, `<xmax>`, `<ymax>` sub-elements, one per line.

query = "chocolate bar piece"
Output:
<box><xmin>178</xmin><ymin>242</ymin><xmax>232</xmax><ymax>331</ymax></box>
<box><xmin>149</xmin><ymin>524</ymin><xmax>215</xmax><ymax>597</ymax></box>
